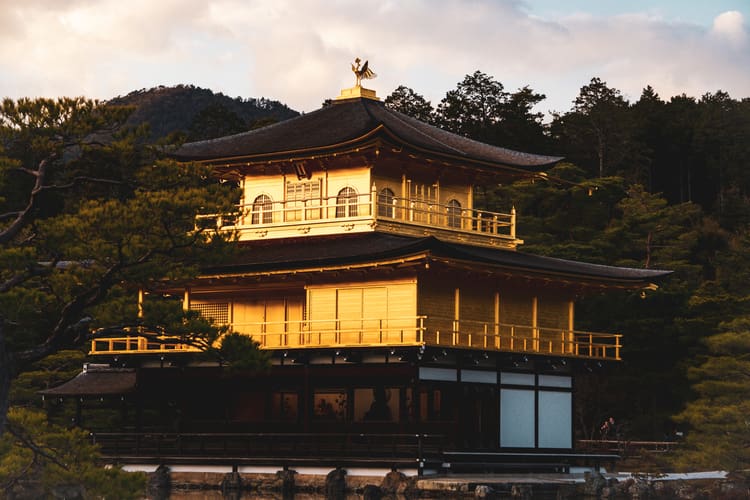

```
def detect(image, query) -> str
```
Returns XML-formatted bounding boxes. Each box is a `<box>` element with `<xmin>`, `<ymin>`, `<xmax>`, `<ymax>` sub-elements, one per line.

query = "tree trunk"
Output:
<box><xmin>0</xmin><ymin>321</ymin><xmax>16</xmax><ymax>437</ymax></box>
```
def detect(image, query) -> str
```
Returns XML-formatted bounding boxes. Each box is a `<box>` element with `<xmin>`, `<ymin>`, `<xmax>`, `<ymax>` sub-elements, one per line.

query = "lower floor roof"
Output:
<box><xmin>201</xmin><ymin>233</ymin><xmax>670</xmax><ymax>289</ymax></box>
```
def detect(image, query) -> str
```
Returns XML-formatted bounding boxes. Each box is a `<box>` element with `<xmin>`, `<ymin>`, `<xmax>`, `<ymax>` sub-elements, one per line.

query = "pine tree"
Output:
<box><xmin>673</xmin><ymin>317</ymin><xmax>750</xmax><ymax>473</ymax></box>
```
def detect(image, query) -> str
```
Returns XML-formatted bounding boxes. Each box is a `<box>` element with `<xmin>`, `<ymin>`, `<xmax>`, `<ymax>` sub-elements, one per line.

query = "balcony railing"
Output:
<box><xmin>195</xmin><ymin>186</ymin><xmax>517</xmax><ymax>245</ymax></box>
<box><xmin>90</xmin><ymin>316</ymin><xmax>622</xmax><ymax>360</ymax></box>
<box><xmin>89</xmin><ymin>335</ymin><xmax>203</xmax><ymax>354</ymax></box>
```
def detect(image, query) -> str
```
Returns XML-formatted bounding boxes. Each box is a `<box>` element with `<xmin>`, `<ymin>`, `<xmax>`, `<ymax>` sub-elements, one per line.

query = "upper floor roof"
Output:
<box><xmin>171</xmin><ymin>97</ymin><xmax>562</xmax><ymax>175</ymax></box>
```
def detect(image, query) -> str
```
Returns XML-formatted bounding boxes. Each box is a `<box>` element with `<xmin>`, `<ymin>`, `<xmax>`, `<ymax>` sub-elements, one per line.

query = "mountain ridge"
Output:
<box><xmin>107</xmin><ymin>84</ymin><xmax>299</xmax><ymax>141</ymax></box>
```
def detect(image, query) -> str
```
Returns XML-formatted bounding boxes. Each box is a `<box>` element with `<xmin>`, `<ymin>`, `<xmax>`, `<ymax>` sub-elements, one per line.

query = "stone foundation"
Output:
<box><xmin>148</xmin><ymin>467</ymin><xmax>749</xmax><ymax>499</ymax></box>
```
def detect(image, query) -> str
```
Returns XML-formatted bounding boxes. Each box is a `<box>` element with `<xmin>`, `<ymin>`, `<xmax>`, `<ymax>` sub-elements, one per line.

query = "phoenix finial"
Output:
<box><xmin>351</xmin><ymin>57</ymin><xmax>377</xmax><ymax>87</ymax></box>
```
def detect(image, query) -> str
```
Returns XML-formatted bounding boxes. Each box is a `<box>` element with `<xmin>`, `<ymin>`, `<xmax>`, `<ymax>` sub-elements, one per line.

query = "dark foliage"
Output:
<box><xmin>107</xmin><ymin>84</ymin><xmax>298</xmax><ymax>141</ymax></box>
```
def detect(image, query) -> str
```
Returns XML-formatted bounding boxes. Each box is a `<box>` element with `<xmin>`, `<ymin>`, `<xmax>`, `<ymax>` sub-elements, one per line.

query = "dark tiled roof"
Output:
<box><xmin>39</xmin><ymin>365</ymin><xmax>136</xmax><ymax>396</ymax></box>
<box><xmin>171</xmin><ymin>98</ymin><xmax>562</xmax><ymax>170</ymax></box>
<box><xmin>204</xmin><ymin>233</ymin><xmax>671</xmax><ymax>285</ymax></box>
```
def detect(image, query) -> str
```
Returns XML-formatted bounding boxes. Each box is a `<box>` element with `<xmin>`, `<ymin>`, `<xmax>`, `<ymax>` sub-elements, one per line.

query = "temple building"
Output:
<box><xmin>43</xmin><ymin>69</ymin><xmax>669</xmax><ymax>475</ymax></box>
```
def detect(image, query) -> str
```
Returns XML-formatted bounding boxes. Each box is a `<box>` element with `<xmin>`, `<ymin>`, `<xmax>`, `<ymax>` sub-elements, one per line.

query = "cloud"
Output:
<box><xmin>0</xmin><ymin>0</ymin><xmax>748</xmax><ymax>115</ymax></box>
<box><xmin>711</xmin><ymin>11</ymin><xmax>747</xmax><ymax>45</ymax></box>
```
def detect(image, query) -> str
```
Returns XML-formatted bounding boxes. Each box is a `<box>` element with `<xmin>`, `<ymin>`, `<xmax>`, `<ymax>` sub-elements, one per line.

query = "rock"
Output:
<box><xmin>147</xmin><ymin>464</ymin><xmax>171</xmax><ymax>500</ymax></box>
<box><xmin>220</xmin><ymin>471</ymin><xmax>242</xmax><ymax>495</ymax></box>
<box><xmin>672</xmin><ymin>480</ymin><xmax>700</xmax><ymax>500</ymax></box>
<box><xmin>363</xmin><ymin>484</ymin><xmax>383</xmax><ymax>499</ymax></box>
<box><xmin>582</xmin><ymin>471</ymin><xmax>607</xmax><ymax>497</ymax></box>
<box><xmin>511</xmin><ymin>484</ymin><xmax>533</xmax><ymax>499</ymax></box>
<box><xmin>627</xmin><ymin>477</ymin><xmax>653</xmax><ymax>499</ymax></box>
<box><xmin>708</xmin><ymin>479</ymin><xmax>750</xmax><ymax>500</ymax></box>
<box><xmin>325</xmin><ymin>467</ymin><xmax>347</xmax><ymax>500</ymax></box>
<box><xmin>381</xmin><ymin>469</ymin><xmax>411</xmax><ymax>494</ymax></box>
<box><xmin>652</xmin><ymin>480</ymin><xmax>676</xmax><ymax>498</ymax></box>
<box><xmin>275</xmin><ymin>468</ymin><xmax>297</xmax><ymax>498</ymax></box>
<box><xmin>475</xmin><ymin>484</ymin><xmax>494</xmax><ymax>498</ymax></box>
<box><xmin>556</xmin><ymin>484</ymin><xmax>578</xmax><ymax>500</ymax></box>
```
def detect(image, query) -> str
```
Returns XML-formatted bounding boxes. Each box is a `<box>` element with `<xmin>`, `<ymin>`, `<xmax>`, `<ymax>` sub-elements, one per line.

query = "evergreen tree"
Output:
<box><xmin>551</xmin><ymin>77</ymin><xmax>632</xmax><ymax>178</ymax></box>
<box><xmin>435</xmin><ymin>70</ymin><xmax>508</xmax><ymax>143</ymax></box>
<box><xmin>0</xmin><ymin>97</ymin><xmax>258</xmax><ymax>433</ymax></box>
<box><xmin>187</xmin><ymin>103</ymin><xmax>248</xmax><ymax>141</ymax></box>
<box><xmin>673</xmin><ymin>317</ymin><xmax>750</xmax><ymax>473</ymax></box>
<box><xmin>384</xmin><ymin>85</ymin><xmax>434</xmax><ymax>122</ymax></box>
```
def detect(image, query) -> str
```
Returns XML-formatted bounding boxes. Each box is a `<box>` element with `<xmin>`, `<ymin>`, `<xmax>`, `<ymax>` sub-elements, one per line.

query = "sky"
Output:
<box><xmin>1</xmin><ymin>0</ymin><xmax>748</xmax><ymax>115</ymax></box>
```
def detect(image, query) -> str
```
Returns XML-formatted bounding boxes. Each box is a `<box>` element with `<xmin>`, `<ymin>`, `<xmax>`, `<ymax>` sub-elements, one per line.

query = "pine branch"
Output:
<box><xmin>6</xmin><ymin>420</ymin><xmax>70</xmax><ymax>471</ymax></box>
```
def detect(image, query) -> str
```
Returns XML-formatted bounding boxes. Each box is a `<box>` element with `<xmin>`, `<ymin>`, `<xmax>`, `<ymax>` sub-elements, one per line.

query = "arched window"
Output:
<box><xmin>377</xmin><ymin>188</ymin><xmax>396</xmax><ymax>218</ymax></box>
<box><xmin>251</xmin><ymin>194</ymin><xmax>273</xmax><ymax>224</ymax></box>
<box><xmin>446</xmin><ymin>199</ymin><xmax>462</xmax><ymax>228</ymax></box>
<box><xmin>336</xmin><ymin>187</ymin><xmax>358</xmax><ymax>218</ymax></box>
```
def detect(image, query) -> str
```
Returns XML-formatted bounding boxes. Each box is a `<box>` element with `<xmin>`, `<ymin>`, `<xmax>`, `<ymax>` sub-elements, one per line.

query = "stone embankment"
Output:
<box><xmin>147</xmin><ymin>466</ymin><xmax>749</xmax><ymax>499</ymax></box>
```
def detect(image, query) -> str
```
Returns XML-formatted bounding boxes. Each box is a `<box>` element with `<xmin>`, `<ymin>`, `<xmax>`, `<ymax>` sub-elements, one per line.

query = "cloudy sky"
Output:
<box><xmin>1</xmin><ymin>0</ymin><xmax>748</xmax><ymax>115</ymax></box>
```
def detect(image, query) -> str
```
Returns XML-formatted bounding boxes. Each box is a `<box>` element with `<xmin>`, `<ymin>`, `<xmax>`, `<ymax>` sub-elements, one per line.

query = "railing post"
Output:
<box><xmin>511</xmin><ymin>206</ymin><xmax>517</xmax><ymax>239</ymax></box>
<box><xmin>560</xmin><ymin>331</ymin><xmax>565</xmax><ymax>354</ymax></box>
<box><xmin>615</xmin><ymin>335</ymin><xmax>621</xmax><ymax>360</ymax></box>
<box><xmin>371</xmin><ymin>183</ymin><xmax>377</xmax><ymax>218</ymax></box>
<box><xmin>417</xmin><ymin>434</ymin><xmax>424</xmax><ymax>477</ymax></box>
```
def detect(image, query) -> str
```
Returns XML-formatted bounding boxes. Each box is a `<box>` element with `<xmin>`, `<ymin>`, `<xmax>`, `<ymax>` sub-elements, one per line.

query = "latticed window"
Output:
<box><xmin>446</xmin><ymin>199</ymin><xmax>462</xmax><ymax>228</ymax></box>
<box><xmin>377</xmin><ymin>187</ymin><xmax>396</xmax><ymax>218</ymax></box>
<box><xmin>190</xmin><ymin>302</ymin><xmax>230</xmax><ymax>325</ymax></box>
<box><xmin>251</xmin><ymin>194</ymin><xmax>273</xmax><ymax>224</ymax></box>
<box><xmin>336</xmin><ymin>187</ymin><xmax>358</xmax><ymax>218</ymax></box>
<box><xmin>286</xmin><ymin>180</ymin><xmax>321</xmax><ymax>221</ymax></box>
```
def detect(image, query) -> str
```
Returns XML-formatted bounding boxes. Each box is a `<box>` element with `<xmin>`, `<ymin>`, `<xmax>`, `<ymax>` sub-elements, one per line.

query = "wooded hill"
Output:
<box><xmin>107</xmin><ymin>84</ymin><xmax>298</xmax><ymax>141</ymax></box>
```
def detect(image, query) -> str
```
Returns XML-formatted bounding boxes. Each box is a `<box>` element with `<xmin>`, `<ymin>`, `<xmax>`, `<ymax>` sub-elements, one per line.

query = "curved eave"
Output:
<box><xmin>429</xmin><ymin>255</ymin><xmax>671</xmax><ymax>290</ymax></box>
<box><xmin>176</xmin><ymin>126</ymin><xmax>386</xmax><ymax>165</ymax></box>
<box><xmin>185</xmin><ymin>124</ymin><xmax>558</xmax><ymax>180</ymax></box>
<box><xmin>374</xmin><ymin>125</ymin><xmax>560</xmax><ymax>177</ymax></box>
<box><xmin>184</xmin><ymin>234</ymin><xmax>670</xmax><ymax>291</ymax></box>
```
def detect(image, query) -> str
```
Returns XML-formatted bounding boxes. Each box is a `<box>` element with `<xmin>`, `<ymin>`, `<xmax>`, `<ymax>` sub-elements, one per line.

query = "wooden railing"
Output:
<box><xmin>90</xmin><ymin>316</ymin><xmax>621</xmax><ymax>360</ymax></box>
<box><xmin>577</xmin><ymin>439</ymin><xmax>680</xmax><ymax>455</ymax></box>
<box><xmin>89</xmin><ymin>335</ymin><xmax>203</xmax><ymax>355</ymax></box>
<box><xmin>195</xmin><ymin>186</ymin><xmax>516</xmax><ymax>240</ymax></box>
<box><xmin>91</xmin><ymin>432</ymin><xmax>444</xmax><ymax>473</ymax></box>
<box><xmin>423</xmin><ymin>317</ymin><xmax>622</xmax><ymax>360</ymax></box>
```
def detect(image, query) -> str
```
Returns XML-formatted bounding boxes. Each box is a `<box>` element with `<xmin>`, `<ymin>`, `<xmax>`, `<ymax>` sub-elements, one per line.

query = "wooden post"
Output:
<box><xmin>137</xmin><ymin>289</ymin><xmax>144</xmax><ymax>319</ymax></box>
<box><xmin>532</xmin><ymin>296</ymin><xmax>539</xmax><ymax>352</ymax></box>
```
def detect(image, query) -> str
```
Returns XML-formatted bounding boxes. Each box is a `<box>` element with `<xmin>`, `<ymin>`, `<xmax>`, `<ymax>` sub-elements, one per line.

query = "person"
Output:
<box><xmin>600</xmin><ymin>416</ymin><xmax>615</xmax><ymax>440</ymax></box>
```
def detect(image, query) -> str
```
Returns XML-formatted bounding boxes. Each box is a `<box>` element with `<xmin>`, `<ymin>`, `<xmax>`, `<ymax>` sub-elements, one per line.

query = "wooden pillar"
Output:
<box><xmin>137</xmin><ymin>289</ymin><xmax>144</xmax><ymax>319</ymax></box>
<box><xmin>303</xmin><ymin>364</ymin><xmax>310</xmax><ymax>432</ymax></box>
<box><xmin>532</xmin><ymin>296</ymin><xmax>539</xmax><ymax>351</ymax></box>
<box><xmin>401</xmin><ymin>173</ymin><xmax>407</xmax><ymax>220</ymax></box>
<box><xmin>568</xmin><ymin>300</ymin><xmax>575</xmax><ymax>353</ymax></box>
<box><xmin>494</xmin><ymin>292</ymin><xmax>500</xmax><ymax>348</ymax></box>
<box><xmin>453</xmin><ymin>288</ymin><xmax>460</xmax><ymax>345</ymax></box>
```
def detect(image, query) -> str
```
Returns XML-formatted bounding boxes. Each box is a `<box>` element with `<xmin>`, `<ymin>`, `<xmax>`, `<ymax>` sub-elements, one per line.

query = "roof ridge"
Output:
<box><xmin>375</xmin><ymin>105</ymin><xmax>467</xmax><ymax>156</ymax></box>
